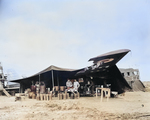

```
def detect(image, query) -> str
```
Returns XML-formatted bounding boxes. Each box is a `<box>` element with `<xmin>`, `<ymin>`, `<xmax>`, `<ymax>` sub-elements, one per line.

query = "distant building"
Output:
<box><xmin>119</xmin><ymin>68</ymin><xmax>145</xmax><ymax>91</ymax></box>
<box><xmin>0</xmin><ymin>63</ymin><xmax>19</xmax><ymax>96</ymax></box>
<box><xmin>0</xmin><ymin>62</ymin><xmax>8</xmax><ymax>88</ymax></box>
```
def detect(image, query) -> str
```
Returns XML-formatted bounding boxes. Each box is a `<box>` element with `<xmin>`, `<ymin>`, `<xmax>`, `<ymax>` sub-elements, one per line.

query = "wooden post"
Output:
<box><xmin>101</xmin><ymin>89</ymin><xmax>103</xmax><ymax>102</ymax></box>
<box><xmin>77</xmin><ymin>92</ymin><xmax>80</xmax><ymax>98</ymax></box>
<box><xmin>107</xmin><ymin>89</ymin><xmax>110</xmax><ymax>102</ymax></box>
<box><xmin>74</xmin><ymin>93</ymin><xmax>76</xmax><ymax>99</ymax></box>
<box><xmin>96</xmin><ymin>88</ymin><xmax>97</xmax><ymax>97</ymax></box>
<box><xmin>67</xmin><ymin>93</ymin><xmax>69</xmax><ymax>99</ymax></box>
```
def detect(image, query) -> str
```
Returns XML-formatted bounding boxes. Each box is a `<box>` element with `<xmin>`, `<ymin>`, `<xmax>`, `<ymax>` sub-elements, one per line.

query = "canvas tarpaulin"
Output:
<box><xmin>11</xmin><ymin>49</ymin><xmax>132</xmax><ymax>94</ymax></box>
<box><xmin>11</xmin><ymin>65</ymin><xmax>83</xmax><ymax>92</ymax></box>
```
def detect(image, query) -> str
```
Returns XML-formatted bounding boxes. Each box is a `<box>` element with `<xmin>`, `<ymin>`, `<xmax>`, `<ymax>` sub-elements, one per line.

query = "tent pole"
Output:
<box><xmin>57</xmin><ymin>71</ymin><xmax>59</xmax><ymax>87</ymax></box>
<box><xmin>52</xmin><ymin>70</ymin><xmax>54</xmax><ymax>90</ymax></box>
<box><xmin>39</xmin><ymin>74</ymin><xmax>40</xmax><ymax>83</ymax></box>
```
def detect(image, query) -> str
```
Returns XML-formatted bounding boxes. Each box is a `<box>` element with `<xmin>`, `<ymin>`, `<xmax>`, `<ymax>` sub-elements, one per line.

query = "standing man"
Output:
<box><xmin>66</xmin><ymin>79</ymin><xmax>73</xmax><ymax>89</ymax></box>
<box><xmin>35</xmin><ymin>81</ymin><xmax>40</xmax><ymax>94</ymax></box>
<box><xmin>74</xmin><ymin>79</ymin><xmax>80</xmax><ymax>92</ymax></box>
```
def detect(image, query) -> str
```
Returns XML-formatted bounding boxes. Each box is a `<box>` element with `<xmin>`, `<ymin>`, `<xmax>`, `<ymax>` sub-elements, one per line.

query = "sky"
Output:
<box><xmin>0</xmin><ymin>0</ymin><xmax>150</xmax><ymax>81</ymax></box>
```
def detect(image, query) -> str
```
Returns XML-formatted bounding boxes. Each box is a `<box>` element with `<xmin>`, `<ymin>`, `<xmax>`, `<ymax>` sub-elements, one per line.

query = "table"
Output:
<box><xmin>96</xmin><ymin>87</ymin><xmax>111</xmax><ymax>102</ymax></box>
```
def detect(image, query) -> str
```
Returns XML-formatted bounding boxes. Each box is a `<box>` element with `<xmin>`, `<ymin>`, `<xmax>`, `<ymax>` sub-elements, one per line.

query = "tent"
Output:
<box><xmin>11</xmin><ymin>65</ymin><xmax>83</xmax><ymax>93</ymax></box>
<box><xmin>11</xmin><ymin>49</ymin><xmax>132</xmax><ymax>94</ymax></box>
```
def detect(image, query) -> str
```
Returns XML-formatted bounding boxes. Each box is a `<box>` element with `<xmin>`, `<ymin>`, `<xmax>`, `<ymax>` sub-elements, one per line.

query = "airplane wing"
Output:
<box><xmin>89</xmin><ymin>49</ymin><xmax>130</xmax><ymax>65</ymax></box>
<box><xmin>76</xmin><ymin>49</ymin><xmax>131</xmax><ymax>94</ymax></box>
<box><xmin>76</xmin><ymin>49</ymin><xmax>130</xmax><ymax>76</ymax></box>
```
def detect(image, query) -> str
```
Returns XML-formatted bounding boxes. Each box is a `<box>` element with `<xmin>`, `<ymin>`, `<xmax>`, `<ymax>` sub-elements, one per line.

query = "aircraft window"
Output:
<box><xmin>127</xmin><ymin>72</ymin><xmax>130</xmax><ymax>76</ymax></box>
<box><xmin>0</xmin><ymin>75</ymin><xmax>2</xmax><ymax>78</ymax></box>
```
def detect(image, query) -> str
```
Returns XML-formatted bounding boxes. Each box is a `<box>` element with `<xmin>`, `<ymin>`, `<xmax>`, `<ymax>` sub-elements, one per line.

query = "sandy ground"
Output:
<box><xmin>1</xmin><ymin>82</ymin><xmax>150</xmax><ymax>120</ymax></box>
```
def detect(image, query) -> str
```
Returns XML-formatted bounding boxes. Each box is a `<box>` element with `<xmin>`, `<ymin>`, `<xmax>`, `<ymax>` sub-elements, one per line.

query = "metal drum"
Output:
<box><xmin>40</xmin><ymin>85</ymin><xmax>46</xmax><ymax>94</ymax></box>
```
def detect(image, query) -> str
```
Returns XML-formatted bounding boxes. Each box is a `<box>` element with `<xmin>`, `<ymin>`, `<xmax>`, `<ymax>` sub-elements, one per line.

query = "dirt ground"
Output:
<box><xmin>0</xmin><ymin>82</ymin><xmax>150</xmax><ymax>120</ymax></box>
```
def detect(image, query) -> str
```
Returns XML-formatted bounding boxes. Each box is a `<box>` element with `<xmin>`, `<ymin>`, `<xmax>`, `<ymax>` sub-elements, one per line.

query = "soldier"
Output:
<box><xmin>74</xmin><ymin>79</ymin><xmax>80</xmax><ymax>92</ymax></box>
<box><xmin>66</xmin><ymin>79</ymin><xmax>73</xmax><ymax>89</ymax></box>
<box><xmin>35</xmin><ymin>81</ymin><xmax>40</xmax><ymax>94</ymax></box>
